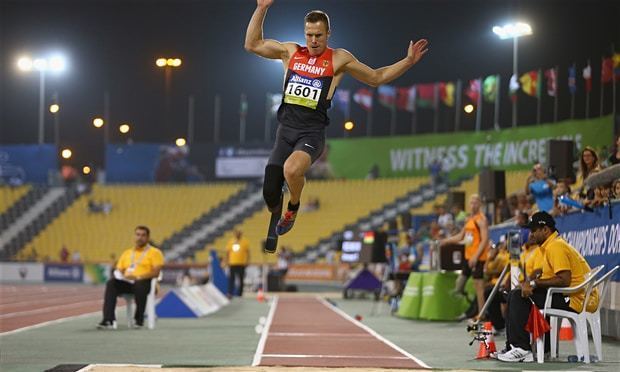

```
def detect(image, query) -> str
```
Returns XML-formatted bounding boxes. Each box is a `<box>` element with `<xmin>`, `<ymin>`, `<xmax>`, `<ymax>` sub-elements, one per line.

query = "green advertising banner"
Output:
<box><xmin>326</xmin><ymin>116</ymin><xmax>613</xmax><ymax>179</ymax></box>
<box><xmin>397</xmin><ymin>272</ymin><xmax>424</xmax><ymax>319</ymax></box>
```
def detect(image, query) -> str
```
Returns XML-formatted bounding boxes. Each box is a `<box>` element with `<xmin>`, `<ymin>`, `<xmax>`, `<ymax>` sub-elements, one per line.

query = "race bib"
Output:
<box><xmin>463</xmin><ymin>232</ymin><xmax>474</xmax><ymax>247</ymax></box>
<box><xmin>284</xmin><ymin>73</ymin><xmax>322</xmax><ymax>109</ymax></box>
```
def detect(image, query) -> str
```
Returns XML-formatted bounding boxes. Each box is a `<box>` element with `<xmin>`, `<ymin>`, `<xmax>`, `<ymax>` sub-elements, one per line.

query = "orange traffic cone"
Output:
<box><xmin>256</xmin><ymin>288</ymin><xmax>265</xmax><ymax>303</ymax></box>
<box><xmin>559</xmin><ymin>318</ymin><xmax>574</xmax><ymax>340</ymax></box>
<box><xmin>476</xmin><ymin>322</ymin><xmax>497</xmax><ymax>359</ymax></box>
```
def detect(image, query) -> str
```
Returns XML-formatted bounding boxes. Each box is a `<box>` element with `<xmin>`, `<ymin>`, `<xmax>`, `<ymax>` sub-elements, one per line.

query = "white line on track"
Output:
<box><xmin>0</xmin><ymin>310</ymin><xmax>101</xmax><ymax>336</ymax></box>
<box><xmin>316</xmin><ymin>296</ymin><xmax>431</xmax><ymax>369</ymax></box>
<box><xmin>251</xmin><ymin>295</ymin><xmax>278</xmax><ymax>366</ymax></box>
<box><xmin>76</xmin><ymin>364</ymin><xmax>162</xmax><ymax>372</ymax></box>
<box><xmin>0</xmin><ymin>299</ymin><xmax>103</xmax><ymax>319</ymax></box>
<box><xmin>261</xmin><ymin>354</ymin><xmax>411</xmax><ymax>359</ymax></box>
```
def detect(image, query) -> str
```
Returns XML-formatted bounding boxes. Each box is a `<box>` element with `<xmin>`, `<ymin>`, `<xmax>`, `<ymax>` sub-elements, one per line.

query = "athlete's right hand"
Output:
<box><xmin>257</xmin><ymin>0</ymin><xmax>274</xmax><ymax>8</ymax></box>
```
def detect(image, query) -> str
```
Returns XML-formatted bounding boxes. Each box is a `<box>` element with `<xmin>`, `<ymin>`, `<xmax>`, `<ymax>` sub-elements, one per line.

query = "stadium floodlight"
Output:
<box><xmin>49</xmin><ymin>104</ymin><xmax>60</xmax><ymax>113</ymax></box>
<box><xmin>16</xmin><ymin>53</ymin><xmax>69</xmax><ymax>144</ymax></box>
<box><xmin>175</xmin><ymin>137</ymin><xmax>186</xmax><ymax>147</ymax></box>
<box><xmin>93</xmin><ymin>117</ymin><xmax>104</xmax><ymax>128</ymax></box>
<box><xmin>492</xmin><ymin>22</ymin><xmax>532</xmax><ymax>40</ymax></box>
<box><xmin>17</xmin><ymin>57</ymin><xmax>33</xmax><ymax>71</ymax></box>
<box><xmin>156</xmin><ymin>58</ymin><xmax>167</xmax><ymax>67</ymax></box>
<box><xmin>61</xmin><ymin>148</ymin><xmax>72</xmax><ymax>159</ymax></box>
<box><xmin>493</xmin><ymin>21</ymin><xmax>532</xmax><ymax>128</ymax></box>
<box><xmin>83</xmin><ymin>166</ymin><xmax>91</xmax><ymax>175</ymax></box>
<box><xmin>119</xmin><ymin>124</ymin><xmax>131</xmax><ymax>134</ymax></box>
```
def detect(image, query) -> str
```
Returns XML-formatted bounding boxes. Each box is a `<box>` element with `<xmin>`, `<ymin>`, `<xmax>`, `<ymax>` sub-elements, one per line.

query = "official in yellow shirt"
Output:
<box><xmin>98</xmin><ymin>226</ymin><xmax>164</xmax><ymax>329</ymax></box>
<box><xmin>226</xmin><ymin>230</ymin><xmax>250</xmax><ymax>298</ymax></box>
<box><xmin>498</xmin><ymin>211</ymin><xmax>597</xmax><ymax>363</ymax></box>
<box><xmin>482</xmin><ymin>239</ymin><xmax>510</xmax><ymax>331</ymax></box>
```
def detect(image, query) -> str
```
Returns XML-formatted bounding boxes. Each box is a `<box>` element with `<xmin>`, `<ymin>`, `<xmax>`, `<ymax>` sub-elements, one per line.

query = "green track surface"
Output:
<box><xmin>1</xmin><ymin>294</ymin><xmax>619</xmax><ymax>371</ymax></box>
<box><xmin>0</xmin><ymin>297</ymin><xmax>266</xmax><ymax>372</ymax></box>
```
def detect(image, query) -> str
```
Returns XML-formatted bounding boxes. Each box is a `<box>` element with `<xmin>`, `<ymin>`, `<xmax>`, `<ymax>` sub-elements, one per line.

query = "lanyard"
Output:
<box><xmin>129</xmin><ymin>246</ymin><xmax>150</xmax><ymax>268</ymax></box>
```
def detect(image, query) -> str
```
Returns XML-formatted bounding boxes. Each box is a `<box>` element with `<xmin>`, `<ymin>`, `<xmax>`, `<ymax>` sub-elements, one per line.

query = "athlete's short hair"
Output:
<box><xmin>135</xmin><ymin>225</ymin><xmax>150</xmax><ymax>237</ymax></box>
<box><xmin>304</xmin><ymin>10</ymin><xmax>330</xmax><ymax>32</ymax></box>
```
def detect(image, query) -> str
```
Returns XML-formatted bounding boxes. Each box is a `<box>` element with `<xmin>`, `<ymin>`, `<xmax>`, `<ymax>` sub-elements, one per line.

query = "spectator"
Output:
<box><xmin>71</xmin><ymin>250</ymin><xmax>81</xmax><ymax>263</ymax></box>
<box><xmin>608</xmin><ymin>136</ymin><xmax>620</xmax><ymax>166</ymax></box>
<box><xmin>578</xmin><ymin>146</ymin><xmax>601</xmax><ymax>184</ymax></box>
<box><xmin>97</xmin><ymin>226</ymin><xmax>164</xmax><ymax>329</ymax></box>
<box><xmin>435</xmin><ymin>204</ymin><xmax>453</xmax><ymax>231</ymax></box>
<box><xmin>525</xmin><ymin>162</ymin><xmax>555</xmax><ymax>213</ymax></box>
<box><xmin>59</xmin><ymin>245</ymin><xmax>69</xmax><ymax>263</ymax></box>
<box><xmin>612</xmin><ymin>179</ymin><xmax>620</xmax><ymax>200</ymax></box>
<box><xmin>450</xmin><ymin>203</ymin><xmax>467</xmax><ymax>228</ymax></box>
<box><xmin>551</xmin><ymin>179</ymin><xmax>572</xmax><ymax>216</ymax></box>
<box><xmin>226</xmin><ymin>229</ymin><xmax>250</xmax><ymax>298</ymax></box>
<box><xmin>440</xmin><ymin>194</ymin><xmax>489</xmax><ymax>319</ymax></box>
<box><xmin>277</xmin><ymin>246</ymin><xmax>292</xmax><ymax>276</ymax></box>
<box><xmin>497</xmin><ymin>211</ymin><xmax>598</xmax><ymax>362</ymax></box>
<box><xmin>366</xmin><ymin>163</ymin><xmax>380</xmax><ymax>180</ymax></box>
<box><xmin>482</xmin><ymin>238</ymin><xmax>510</xmax><ymax>333</ymax></box>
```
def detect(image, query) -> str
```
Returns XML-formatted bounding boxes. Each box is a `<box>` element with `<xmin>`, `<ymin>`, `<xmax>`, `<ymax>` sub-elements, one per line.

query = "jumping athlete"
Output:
<box><xmin>245</xmin><ymin>0</ymin><xmax>429</xmax><ymax>252</ymax></box>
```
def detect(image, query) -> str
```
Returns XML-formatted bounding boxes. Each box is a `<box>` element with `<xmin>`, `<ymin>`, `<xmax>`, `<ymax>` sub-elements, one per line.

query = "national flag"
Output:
<box><xmin>601</xmin><ymin>57</ymin><xmax>614</xmax><ymax>83</ymax></box>
<box><xmin>568</xmin><ymin>65</ymin><xmax>577</xmax><ymax>95</ymax></box>
<box><xmin>509</xmin><ymin>74</ymin><xmax>519</xmax><ymax>102</ymax></box>
<box><xmin>396</xmin><ymin>85</ymin><xmax>416</xmax><ymax>112</ymax></box>
<box><xmin>613</xmin><ymin>53</ymin><xmax>620</xmax><ymax>79</ymax></box>
<box><xmin>439</xmin><ymin>82</ymin><xmax>455</xmax><ymax>107</ymax></box>
<box><xmin>482</xmin><ymin>75</ymin><xmax>498</xmax><ymax>103</ymax></box>
<box><xmin>333</xmin><ymin>89</ymin><xmax>350</xmax><ymax>115</ymax></box>
<box><xmin>525</xmin><ymin>302</ymin><xmax>550</xmax><ymax>341</ymax></box>
<box><xmin>415</xmin><ymin>83</ymin><xmax>436</xmax><ymax>108</ymax></box>
<box><xmin>544</xmin><ymin>68</ymin><xmax>557</xmax><ymax>97</ymax></box>
<box><xmin>583</xmin><ymin>64</ymin><xmax>592</xmax><ymax>92</ymax></box>
<box><xmin>353</xmin><ymin>88</ymin><xmax>373</xmax><ymax>111</ymax></box>
<box><xmin>520</xmin><ymin>70</ymin><xmax>540</xmax><ymax>97</ymax></box>
<box><xmin>377</xmin><ymin>85</ymin><xmax>397</xmax><ymax>108</ymax></box>
<box><xmin>465</xmin><ymin>79</ymin><xmax>481</xmax><ymax>103</ymax></box>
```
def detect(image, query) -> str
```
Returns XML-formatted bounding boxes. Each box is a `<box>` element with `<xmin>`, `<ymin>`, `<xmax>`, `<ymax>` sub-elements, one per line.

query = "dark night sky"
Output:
<box><xmin>1</xmin><ymin>0</ymin><xmax>619</xmax><ymax>168</ymax></box>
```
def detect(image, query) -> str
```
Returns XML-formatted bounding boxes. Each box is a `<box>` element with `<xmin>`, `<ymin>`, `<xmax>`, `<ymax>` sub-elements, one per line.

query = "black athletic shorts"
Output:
<box><xmin>267</xmin><ymin>124</ymin><xmax>325</xmax><ymax>166</ymax></box>
<box><xmin>462</xmin><ymin>258</ymin><xmax>485</xmax><ymax>279</ymax></box>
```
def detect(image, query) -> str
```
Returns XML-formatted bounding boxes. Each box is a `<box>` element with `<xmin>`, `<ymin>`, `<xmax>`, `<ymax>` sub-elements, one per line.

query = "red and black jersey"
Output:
<box><xmin>277</xmin><ymin>46</ymin><xmax>334</xmax><ymax>129</ymax></box>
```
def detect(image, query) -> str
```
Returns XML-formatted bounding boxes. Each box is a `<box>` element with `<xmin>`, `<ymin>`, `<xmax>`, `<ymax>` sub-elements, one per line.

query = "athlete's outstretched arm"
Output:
<box><xmin>244</xmin><ymin>0</ymin><xmax>289</xmax><ymax>60</ymax></box>
<box><xmin>341</xmin><ymin>39</ymin><xmax>428</xmax><ymax>87</ymax></box>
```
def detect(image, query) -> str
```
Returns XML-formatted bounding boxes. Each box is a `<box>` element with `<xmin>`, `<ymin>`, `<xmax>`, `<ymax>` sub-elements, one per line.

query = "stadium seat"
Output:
<box><xmin>20</xmin><ymin>183</ymin><xmax>243</xmax><ymax>262</ymax></box>
<box><xmin>123</xmin><ymin>272</ymin><xmax>162</xmax><ymax>330</ymax></box>
<box><xmin>586</xmin><ymin>265</ymin><xmax>619</xmax><ymax>362</ymax></box>
<box><xmin>0</xmin><ymin>185</ymin><xmax>31</xmax><ymax>214</ymax></box>
<box><xmin>536</xmin><ymin>265</ymin><xmax>604</xmax><ymax>363</ymax></box>
<box><xmin>198</xmin><ymin>177</ymin><xmax>426</xmax><ymax>263</ymax></box>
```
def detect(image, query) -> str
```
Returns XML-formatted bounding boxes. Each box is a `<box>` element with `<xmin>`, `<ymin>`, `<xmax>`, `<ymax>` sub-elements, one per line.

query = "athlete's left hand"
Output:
<box><xmin>407</xmin><ymin>39</ymin><xmax>428</xmax><ymax>65</ymax></box>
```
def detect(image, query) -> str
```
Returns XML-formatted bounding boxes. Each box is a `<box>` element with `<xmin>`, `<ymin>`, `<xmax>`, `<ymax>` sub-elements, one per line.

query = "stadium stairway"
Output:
<box><xmin>0</xmin><ymin>186</ymin><xmax>80</xmax><ymax>260</ymax></box>
<box><xmin>164</xmin><ymin>182</ymin><xmax>264</xmax><ymax>261</ymax></box>
<box><xmin>162</xmin><ymin>181</ymin><xmax>264</xmax><ymax>261</ymax></box>
<box><xmin>0</xmin><ymin>185</ymin><xmax>49</xmax><ymax>232</ymax></box>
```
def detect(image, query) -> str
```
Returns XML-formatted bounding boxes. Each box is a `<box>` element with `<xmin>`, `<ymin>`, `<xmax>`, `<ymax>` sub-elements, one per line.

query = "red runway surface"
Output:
<box><xmin>0</xmin><ymin>284</ymin><xmax>118</xmax><ymax>333</ymax></box>
<box><xmin>255</xmin><ymin>296</ymin><xmax>429</xmax><ymax>369</ymax></box>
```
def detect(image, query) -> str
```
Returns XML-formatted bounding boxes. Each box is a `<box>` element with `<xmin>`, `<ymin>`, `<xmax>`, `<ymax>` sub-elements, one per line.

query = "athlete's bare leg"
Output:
<box><xmin>283</xmin><ymin>150</ymin><xmax>312</xmax><ymax>205</ymax></box>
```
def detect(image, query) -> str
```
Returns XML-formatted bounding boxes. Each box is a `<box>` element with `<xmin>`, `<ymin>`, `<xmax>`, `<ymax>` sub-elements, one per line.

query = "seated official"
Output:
<box><xmin>497</xmin><ymin>211</ymin><xmax>598</xmax><ymax>362</ymax></box>
<box><xmin>482</xmin><ymin>238</ymin><xmax>510</xmax><ymax>333</ymax></box>
<box><xmin>97</xmin><ymin>226</ymin><xmax>164</xmax><ymax>329</ymax></box>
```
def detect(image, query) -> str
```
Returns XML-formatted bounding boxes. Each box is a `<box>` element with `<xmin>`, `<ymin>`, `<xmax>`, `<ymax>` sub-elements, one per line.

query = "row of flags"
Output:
<box><xmin>317</xmin><ymin>54</ymin><xmax>620</xmax><ymax>115</ymax></box>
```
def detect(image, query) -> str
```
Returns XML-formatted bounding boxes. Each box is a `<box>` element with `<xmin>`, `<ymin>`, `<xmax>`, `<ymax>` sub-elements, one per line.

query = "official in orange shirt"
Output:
<box><xmin>226</xmin><ymin>229</ymin><xmax>250</xmax><ymax>298</ymax></box>
<box><xmin>440</xmin><ymin>194</ymin><xmax>489</xmax><ymax>318</ymax></box>
<box><xmin>97</xmin><ymin>226</ymin><xmax>164</xmax><ymax>329</ymax></box>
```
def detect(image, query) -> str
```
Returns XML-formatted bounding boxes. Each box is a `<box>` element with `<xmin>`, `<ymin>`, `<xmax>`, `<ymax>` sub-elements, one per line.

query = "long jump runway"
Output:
<box><xmin>254</xmin><ymin>296</ymin><xmax>429</xmax><ymax>369</ymax></box>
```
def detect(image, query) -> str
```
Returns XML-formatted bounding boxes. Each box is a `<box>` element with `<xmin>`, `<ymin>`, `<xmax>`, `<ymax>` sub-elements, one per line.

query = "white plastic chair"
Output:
<box><xmin>586</xmin><ymin>265</ymin><xmax>619</xmax><ymax>362</ymax></box>
<box><xmin>124</xmin><ymin>273</ymin><xmax>162</xmax><ymax>330</ymax></box>
<box><xmin>535</xmin><ymin>265</ymin><xmax>604</xmax><ymax>363</ymax></box>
